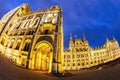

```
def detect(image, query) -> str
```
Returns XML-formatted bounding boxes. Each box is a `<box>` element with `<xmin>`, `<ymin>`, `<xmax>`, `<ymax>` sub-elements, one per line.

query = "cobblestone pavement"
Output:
<box><xmin>0</xmin><ymin>55</ymin><xmax>120</xmax><ymax>80</ymax></box>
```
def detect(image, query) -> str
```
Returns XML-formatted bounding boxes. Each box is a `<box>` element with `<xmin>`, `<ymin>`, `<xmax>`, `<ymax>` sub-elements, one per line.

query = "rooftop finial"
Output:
<box><xmin>106</xmin><ymin>37</ymin><xmax>109</xmax><ymax>42</ymax></box>
<box><xmin>83</xmin><ymin>32</ymin><xmax>86</xmax><ymax>40</ymax></box>
<box><xmin>70</xmin><ymin>32</ymin><xmax>72</xmax><ymax>40</ymax></box>
<box><xmin>113</xmin><ymin>36</ymin><xmax>116</xmax><ymax>40</ymax></box>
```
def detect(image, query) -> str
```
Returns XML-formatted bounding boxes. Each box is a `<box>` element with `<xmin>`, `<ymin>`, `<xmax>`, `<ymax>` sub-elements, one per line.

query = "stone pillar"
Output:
<box><xmin>51</xmin><ymin>62</ymin><xmax>57</xmax><ymax>73</ymax></box>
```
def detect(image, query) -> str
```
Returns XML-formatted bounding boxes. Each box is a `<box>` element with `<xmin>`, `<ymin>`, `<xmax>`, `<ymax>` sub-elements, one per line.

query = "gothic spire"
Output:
<box><xmin>83</xmin><ymin>32</ymin><xmax>86</xmax><ymax>41</ymax></box>
<box><xmin>106</xmin><ymin>37</ymin><xmax>109</xmax><ymax>42</ymax></box>
<box><xmin>70</xmin><ymin>32</ymin><xmax>72</xmax><ymax>41</ymax></box>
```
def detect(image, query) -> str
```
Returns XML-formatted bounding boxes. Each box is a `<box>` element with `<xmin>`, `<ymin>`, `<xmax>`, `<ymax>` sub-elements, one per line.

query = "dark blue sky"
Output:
<box><xmin>0</xmin><ymin>0</ymin><xmax>120</xmax><ymax>48</ymax></box>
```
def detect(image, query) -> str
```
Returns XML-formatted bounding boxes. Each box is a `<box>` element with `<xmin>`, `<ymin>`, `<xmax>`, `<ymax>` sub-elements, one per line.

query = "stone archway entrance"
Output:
<box><xmin>34</xmin><ymin>41</ymin><xmax>53</xmax><ymax>73</ymax></box>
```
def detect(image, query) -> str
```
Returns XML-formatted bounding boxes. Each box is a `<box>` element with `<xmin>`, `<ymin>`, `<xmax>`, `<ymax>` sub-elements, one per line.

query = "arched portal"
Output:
<box><xmin>34</xmin><ymin>41</ymin><xmax>53</xmax><ymax>73</ymax></box>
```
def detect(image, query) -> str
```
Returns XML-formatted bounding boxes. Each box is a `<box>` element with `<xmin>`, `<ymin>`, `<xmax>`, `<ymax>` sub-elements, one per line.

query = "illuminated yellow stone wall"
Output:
<box><xmin>0</xmin><ymin>4</ymin><xmax>64</xmax><ymax>73</ymax></box>
<box><xmin>64</xmin><ymin>35</ymin><xmax>120</xmax><ymax>70</ymax></box>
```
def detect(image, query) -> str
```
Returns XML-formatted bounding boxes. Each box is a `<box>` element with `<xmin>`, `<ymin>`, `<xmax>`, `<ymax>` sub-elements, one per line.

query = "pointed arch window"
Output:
<box><xmin>32</xmin><ymin>18</ymin><xmax>40</xmax><ymax>28</ymax></box>
<box><xmin>1</xmin><ymin>38</ymin><xmax>5</xmax><ymax>45</ymax></box>
<box><xmin>9</xmin><ymin>41</ymin><xmax>14</xmax><ymax>48</ymax></box>
<box><xmin>15</xmin><ymin>41</ymin><xmax>21</xmax><ymax>50</ymax></box>
<box><xmin>23</xmin><ymin>43</ymin><xmax>30</xmax><ymax>51</ymax></box>
<box><xmin>23</xmin><ymin>40</ymin><xmax>31</xmax><ymax>51</ymax></box>
<box><xmin>16</xmin><ymin>23</ymin><xmax>21</xmax><ymax>29</ymax></box>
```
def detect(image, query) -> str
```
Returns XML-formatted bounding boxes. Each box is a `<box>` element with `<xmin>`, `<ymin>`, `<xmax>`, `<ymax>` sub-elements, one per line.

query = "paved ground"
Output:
<box><xmin>0</xmin><ymin>55</ymin><xmax>120</xmax><ymax>80</ymax></box>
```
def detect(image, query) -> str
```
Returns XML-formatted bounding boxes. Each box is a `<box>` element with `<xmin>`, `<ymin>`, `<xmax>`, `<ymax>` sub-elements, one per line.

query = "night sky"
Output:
<box><xmin>0</xmin><ymin>0</ymin><xmax>120</xmax><ymax>49</ymax></box>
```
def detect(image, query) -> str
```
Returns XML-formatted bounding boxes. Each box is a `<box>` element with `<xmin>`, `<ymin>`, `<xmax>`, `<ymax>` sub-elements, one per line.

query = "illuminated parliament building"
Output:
<box><xmin>0</xmin><ymin>4</ymin><xmax>120</xmax><ymax>73</ymax></box>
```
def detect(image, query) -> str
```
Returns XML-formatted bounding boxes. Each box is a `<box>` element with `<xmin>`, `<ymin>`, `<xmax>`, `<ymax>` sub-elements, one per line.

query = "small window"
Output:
<box><xmin>73</xmin><ymin>55</ymin><xmax>74</xmax><ymax>58</ymax></box>
<box><xmin>98</xmin><ymin>60</ymin><xmax>100</xmax><ymax>63</ymax></box>
<box><xmin>95</xmin><ymin>61</ymin><xmax>97</xmax><ymax>63</ymax></box>
<box><xmin>78</xmin><ymin>63</ymin><xmax>80</xmax><ymax>66</ymax></box>
<box><xmin>44</xmin><ymin>29</ymin><xmax>49</xmax><ymax>34</ymax></box>
<box><xmin>82</xmin><ymin>63</ymin><xmax>84</xmax><ymax>65</ymax></box>
<box><xmin>1</xmin><ymin>38</ymin><xmax>5</xmax><ymax>45</ymax></box>
<box><xmin>6</xmin><ymin>31</ymin><xmax>8</xmax><ymax>34</ymax></box>
<box><xmin>9</xmin><ymin>24</ymin><xmax>12</xmax><ymax>27</ymax></box>
<box><xmin>64</xmin><ymin>55</ymin><xmax>66</xmax><ymax>59</ymax></box>
<box><xmin>73</xmin><ymin>63</ymin><xmax>75</xmax><ymax>66</ymax></box>
<box><xmin>67</xmin><ymin>64</ymin><xmax>70</xmax><ymax>66</ymax></box>
<box><xmin>91</xmin><ymin>62</ymin><xmax>93</xmax><ymax>64</ymax></box>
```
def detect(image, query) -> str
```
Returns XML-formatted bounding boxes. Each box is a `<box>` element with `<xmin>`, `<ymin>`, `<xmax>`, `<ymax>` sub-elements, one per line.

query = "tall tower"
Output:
<box><xmin>28</xmin><ymin>6</ymin><xmax>64</xmax><ymax>73</ymax></box>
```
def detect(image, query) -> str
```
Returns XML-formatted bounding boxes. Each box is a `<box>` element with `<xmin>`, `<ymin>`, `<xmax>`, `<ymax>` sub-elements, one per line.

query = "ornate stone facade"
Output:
<box><xmin>0</xmin><ymin>4</ymin><xmax>64</xmax><ymax>73</ymax></box>
<box><xmin>64</xmin><ymin>34</ymin><xmax>120</xmax><ymax>70</ymax></box>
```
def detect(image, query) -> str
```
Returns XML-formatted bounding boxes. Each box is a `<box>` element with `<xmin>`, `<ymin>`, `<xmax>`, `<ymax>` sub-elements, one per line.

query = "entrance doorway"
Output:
<box><xmin>34</xmin><ymin>42</ymin><xmax>53</xmax><ymax>73</ymax></box>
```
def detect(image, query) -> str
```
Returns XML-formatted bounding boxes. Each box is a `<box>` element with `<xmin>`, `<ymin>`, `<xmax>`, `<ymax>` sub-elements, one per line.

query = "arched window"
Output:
<box><xmin>15</xmin><ymin>42</ymin><xmax>21</xmax><ymax>50</ymax></box>
<box><xmin>8</xmin><ymin>39</ymin><xmax>15</xmax><ymax>48</ymax></box>
<box><xmin>82</xmin><ymin>63</ymin><xmax>84</xmax><ymax>66</ymax></box>
<box><xmin>27</xmin><ymin>30</ymin><xmax>34</xmax><ymax>35</ymax></box>
<box><xmin>9</xmin><ymin>23</ymin><xmax>12</xmax><ymax>28</ymax></box>
<box><xmin>16</xmin><ymin>23</ymin><xmax>21</xmax><ymax>29</ymax></box>
<box><xmin>1</xmin><ymin>38</ymin><xmax>5</xmax><ymax>45</ymax></box>
<box><xmin>23</xmin><ymin>21</ymin><xmax>28</xmax><ymax>28</ymax></box>
<box><xmin>95</xmin><ymin>61</ymin><xmax>97</xmax><ymax>63</ymax></box>
<box><xmin>78</xmin><ymin>63</ymin><xmax>80</xmax><ymax>66</ymax></box>
<box><xmin>23</xmin><ymin>42</ymin><xmax>30</xmax><ymax>51</ymax></box>
<box><xmin>91</xmin><ymin>62</ymin><xmax>93</xmax><ymax>64</ymax></box>
<box><xmin>34</xmin><ymin>19</ymin><xmax>39</xmax><ymax>25</ymax></box>
<box><xmin>67</xmin><ymin>64</ymin><xmax>70</xmax><ymax>66</ymax></box>
<box><xmin>9</xmin><ymin>41</ymin><xmax>14</xmax><ymax>48</ymax></box>
<box><xmin>23</xmin><ymin>39</ymin><xmax>31</xmax><ymax>51</ymax></box>
<box><xmin>32</xmin><ymin>19</ymin><xmax>39</xmax><ymax>28</ymax></box>
<box><xmin>73</xmin><ymin>63</ymin><xmax>75</xmax><ymax>66</ymax></box>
